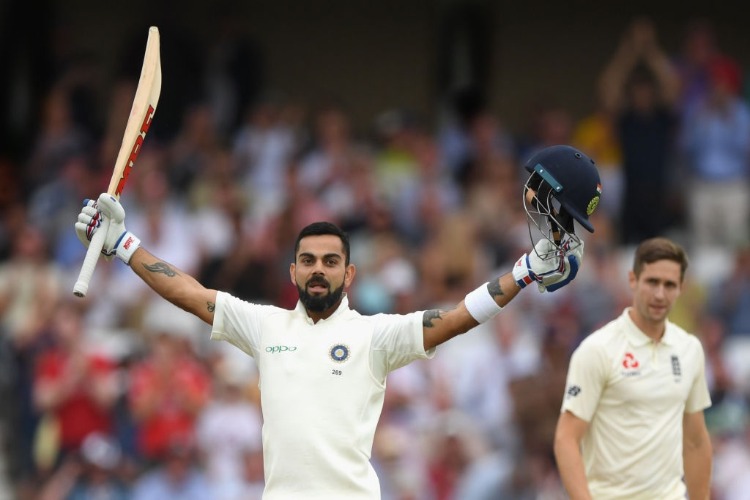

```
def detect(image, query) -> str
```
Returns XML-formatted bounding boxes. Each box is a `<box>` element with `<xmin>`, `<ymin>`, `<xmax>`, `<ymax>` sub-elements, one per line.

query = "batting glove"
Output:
<box><xmin>512</xmin><ymin>239</ymin><xmax>583</xmax><ymax>293</ymax></box>
<box><xmin>74</xmin><ymin>194</ymin><xmax>141</xmax><ymax>264</ymax></box>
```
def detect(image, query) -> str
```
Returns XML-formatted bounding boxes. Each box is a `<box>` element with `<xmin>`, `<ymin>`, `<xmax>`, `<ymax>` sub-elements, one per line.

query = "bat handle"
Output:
<box><xmin>73</xmin><ymin>218</ymin><xmax>111</xmax><ymax>297</ymax></box>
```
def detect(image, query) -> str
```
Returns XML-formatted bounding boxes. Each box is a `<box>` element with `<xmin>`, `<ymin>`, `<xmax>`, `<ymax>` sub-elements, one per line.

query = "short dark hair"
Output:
<box><xmin>633</xmin><ymin>237</ymin><xmax>689</xmax><ymax>282</ymax></box>
<box><xmin>294</xmin><ymin>221</ymin><xmax>351</xmax><ymax>265</ymax></box>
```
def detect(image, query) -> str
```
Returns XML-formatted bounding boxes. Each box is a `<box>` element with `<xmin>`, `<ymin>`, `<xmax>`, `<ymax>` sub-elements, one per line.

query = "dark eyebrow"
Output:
<box><xmin>298</xmin><ymin>252</ymin><xmax>343</xmax><ymax>261</ymax></box>
<box><xmin>298</xmin><ymin>252</ymin><xmax>314</xmax><ymax>260</ymax></box>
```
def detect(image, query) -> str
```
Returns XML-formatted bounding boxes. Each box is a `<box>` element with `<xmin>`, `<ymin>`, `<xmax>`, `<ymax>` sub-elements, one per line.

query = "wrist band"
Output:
<box><xmin>115</xmin><ymin>231</ymin><xmax>141</xmax><ymax>265</ymax></box>
<box><xmin>512</xmin><ymin>254</ymin><xmax>535</xmax><ymax>289</ymax></box>
<box><xmin>464</xmin><ymin>282</ymin><xmax>502</xmax><ymax>323</ymax></box>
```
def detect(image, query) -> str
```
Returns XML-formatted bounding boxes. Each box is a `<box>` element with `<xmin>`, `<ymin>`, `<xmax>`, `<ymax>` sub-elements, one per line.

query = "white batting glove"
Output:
<box><xmin>74</xmin><ymin>193</ymin><xmax>141</xmax><ymax>264</ymax></box>
<box><xmin>512</xmin><ymin>239</ymin><xmax>584</xmax><ymax>293</ymax></box>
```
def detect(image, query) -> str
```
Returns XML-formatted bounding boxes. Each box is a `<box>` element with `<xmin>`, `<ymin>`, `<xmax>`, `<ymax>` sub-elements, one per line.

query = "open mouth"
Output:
<box><xmin>307</xmin><ymin>280</ymin><xmax>329</xmax><ymax>293</ymax></box>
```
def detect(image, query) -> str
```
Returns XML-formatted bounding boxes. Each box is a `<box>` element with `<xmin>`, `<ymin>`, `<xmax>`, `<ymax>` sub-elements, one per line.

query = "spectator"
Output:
<box><xmin>371</xmin><ymin>108</ymin><xmax>422</xmax><ymax>210</ymax></box>
<box><xmin>127</xmin><ymin>329</ymin><xmax>211</xmax><ymax>463</ymax></box>
<box><xmin>27</xmin><ymin>153</ymin><xmax>99</xmax><ymax>262</ymax></box>
<box><xmin>295</xmin><ymin>103</ymin><xmax>357</xmax><ymax>195</ymax></box>
<box><xmin>231</xmin><ymin>95</ymin><xmax>299</xmax><ymax>224</ymax></box>
<box><xmin>708</xmin><ymin>243</ymin><xmax>750</xmax><ymax>337</ymax></box>
<box><xmin>678</xmin><ymin>54</ymin><xmax>750</xmax><ymax>249</ymax></box>
<box><xmin>673</xmin><ymin>18</ymin><xmax>724</xmax><ymax>118</ymax></box>
<box><xmin>571</xmin><ymin>95</ymin><xmax>623</xmax><ymax>222</ymax></box>
<box><xmin>424</xmin><ymin>410</ymin><xmax>491</xmax><ymax>500</ymax></box>
<box><xmin>196</xmin><ymin>364</ymin><xmax>263</xmax><ymax>500</ymax></box>
<box><xmin>446</xmin><ymin>108</ymin><xmax>514</xmax><ymax>193</ymax></box>
<box><xmin>191</xmin><ymin>150</ymin><xmax>284</xmax><ymax>305</ymax></box>
<box><xmin>0</xmin><ymin>225</ymin><xmax>65</xmax><ymax>478</ymax></box>
<box><xmin>464</xmin><ymin>153</ymin><xmax>523</xmax><ymax>269</ymax></box>
<box><xmin>416</xmin><ymin>209</ymin><xmax>489</xmax><ymax>309</ymax></box>
<box><xmin>0</xmin><ymin>225</ymin><xmax>63</xmax><ymax>349</ymax></box>
<box><xmin>32</xmin><ymin>300</ymin><xmax>119</xmax><ymax>469</ymax></box>
<box><xmin>349</xmin><ymin>230</ymin><xmax>419</xmax><ymax>315</ymax></box>
<box><xmin>167</xmin><ymin>102</ymin><xmax>223</xmax><ymax>195</ymax></box>
<box><xmin>598</xmin><ymin>16</ymin><xmax>681</xmax><ymax>245</ymax></box>
<box><xmin>130</xmin><ymin>439</ymin><xmax>211</xmax><ymax>500</ymax></box>
<box><xmin>516</xmin><ymin>102</ymin><xmax>574</xmax><ymax>163</ymax></box>
<box><xmin>23</xmin><ymin>85</ymin><xmax>92</xmax><ymax>197</ymax></box>
<box><xmin>37</xmin><ymin>432</ymin><xmax>130</xmax><ymax>500</ymax></box>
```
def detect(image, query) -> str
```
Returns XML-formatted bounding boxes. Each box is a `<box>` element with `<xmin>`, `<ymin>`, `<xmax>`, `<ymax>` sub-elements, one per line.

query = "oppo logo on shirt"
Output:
<box><xmin>265</xmin><ymin>345</ymin><xmax>298</xmax><ymax>353</ymax></box>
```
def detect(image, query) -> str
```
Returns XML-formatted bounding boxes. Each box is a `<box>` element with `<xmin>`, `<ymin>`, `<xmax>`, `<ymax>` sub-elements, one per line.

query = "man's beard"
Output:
<box><xmin>297</xmin><ymin>279</ymin><xmax>345</xmax><ymax>313</ymax></box>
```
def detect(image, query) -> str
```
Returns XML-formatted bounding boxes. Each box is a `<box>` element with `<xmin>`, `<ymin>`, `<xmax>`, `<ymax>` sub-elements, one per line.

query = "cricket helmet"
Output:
<box><xmin>522</xmin><ymin>145</ymin><xmax>602</xmax><ymax>257</ymax></box>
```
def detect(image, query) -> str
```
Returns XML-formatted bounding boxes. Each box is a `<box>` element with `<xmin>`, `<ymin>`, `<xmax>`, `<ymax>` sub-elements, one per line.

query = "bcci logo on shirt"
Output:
<box><xmin>329</xmin><ymin>344</ymin><xmax>350</xmax><ymax>363</ymax></box>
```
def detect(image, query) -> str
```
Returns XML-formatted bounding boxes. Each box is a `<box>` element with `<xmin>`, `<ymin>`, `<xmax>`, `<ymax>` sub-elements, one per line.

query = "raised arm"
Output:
<box><xmin>598</xmin><ymin>17</ymin><xmax>679</xmax><ymax>113</ymax></box>
<box><xmin>633</xmin><ymin>18</ymin><xmax>680</xmax><ymax>107</ymax></box>
<box><xmin>422</xmin><ymin>238</ymin><xmax>583</xmax><ymax>351</ymax></box>
<box><xmin>422</xmin><ymin>273</ymin><xmax>519</xmax><ymax>350</ymax></box>
<box><xmin>75</xmin><ymin>193</ymin><xmax>217</xmax><ymax>325</ymax></box>
<box><xmin>598</xmin><ymin>22</ymin><xmax>641</xmax><ymax>114</ymax></box>
<box><xmin>129</xmin><ymin>247</ymin><xmax>217</xmax><ymax>324</ymax></box>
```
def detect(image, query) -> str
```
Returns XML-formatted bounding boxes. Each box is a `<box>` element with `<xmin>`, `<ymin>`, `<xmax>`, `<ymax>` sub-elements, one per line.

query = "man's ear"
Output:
<box><xmin>345</xmin><ymin>264</ymin><xmax>356</xmax><ymax>288</ymax></box>
<box><xmin>628</xmin><ymin>270</ymin><xmax>637</xmax><ymax>290</ymax></box>
<box><xmin>289</xmin><ymin>263</ymin><xmax>297</xmax><ymax>286</ymax></box>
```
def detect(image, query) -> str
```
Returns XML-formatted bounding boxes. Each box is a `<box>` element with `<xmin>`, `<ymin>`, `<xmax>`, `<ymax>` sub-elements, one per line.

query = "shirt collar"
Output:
<box><xmin>295</xmin><ymin>293</ymin><xmax>350</xmax><ymax>324</ymax></box>
<box><xmin>621</xmin><ymin>307</ymin><xmax>676</xmax><ymax>346</ymax></box>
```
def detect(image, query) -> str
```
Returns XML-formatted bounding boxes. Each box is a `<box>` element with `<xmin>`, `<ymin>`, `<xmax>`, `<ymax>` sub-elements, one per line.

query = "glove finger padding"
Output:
<box><xmin>514</xmin><ymin>239</ymin><xmax>584</xmax><ymax>293</ymax></box>
<box><xmin>74</xmin><ymin>195</ymin><xmax>130</xmax><ymax>262</ymax></box>
<box><xmin>544</xmin><ymin>253</ymin><xmax>581</xmax><ymax>292</ymax></box>
<box><xmin>536</xmin><ymin>240</ymin><xmax>584</xmax><ymax>292</ymax></box>
<box><xmin>96</xmin><ymin>194</ymin><xmax>126</xmax><ymax>223</ymax></box>
<box><xmin>74</xmin><ymin>221</ymin><xmax>90</xmax><ymax>248</ymax></box>
<box><xmin>92</xmin><ymin>193</ymin><xmax>140</xmax><ymax>264</ymax></box>
<box><xmin>74</xmin><ymin>210</ymin><xmax>115</xmax><ymax>261</ymax></box>
<box><xmin>75</xmin><ymin>205</ymin><xmax>100</xmax><ymax>243</ymax></box>
<box><xmin>85</xmin><ymin>207</ymin><xmax>101</xmax><ymax>241</ymax></box>
<box><xmin>75</xmin><ymin>202</ymin><xmax>100</xmax><ymax>245</ymax></box>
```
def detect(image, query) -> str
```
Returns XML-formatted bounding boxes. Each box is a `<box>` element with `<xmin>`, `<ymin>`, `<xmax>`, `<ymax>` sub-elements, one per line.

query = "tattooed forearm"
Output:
<box><xmin>488</xmin><ymin>280</ymin><xmax>505</xmax><ymax>300</ymax></box>
<box><xmin>142</xmin><ymin>261</ymin><xmax>178</xmax><ymax>277</ymax></box>
<box><xmin>423</xmin><ymin>309</ymin><xmax>448</xmax><ymax>328</ymax></box>
<box><xmin>207</xmin><ymin>301</ymin><xmax>215</xmax><ymax>313</ymax></box>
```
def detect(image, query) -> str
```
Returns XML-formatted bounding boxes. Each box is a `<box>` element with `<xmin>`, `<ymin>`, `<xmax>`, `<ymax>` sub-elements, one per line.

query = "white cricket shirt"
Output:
<box><xmin>561</xmin><ymin>308</ymin><xmax>711</xmax><ymax>500</ymax></box>
<box><xmin>211</xmin><ymin>292</ymin><xmax>434</xmax><ymax>500</ymax></box>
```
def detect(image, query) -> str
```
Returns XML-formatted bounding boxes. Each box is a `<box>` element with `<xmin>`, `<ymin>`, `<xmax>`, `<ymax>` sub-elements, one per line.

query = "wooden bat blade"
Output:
<box><xmin>107</xmin><ymin>26</ymin><xmax>162</xmax><ymax>198</ymax></box>
<box><xmin>73</xmin><ymin>26</ymin><xmax>162</xmax><ymax>298</ymax></box>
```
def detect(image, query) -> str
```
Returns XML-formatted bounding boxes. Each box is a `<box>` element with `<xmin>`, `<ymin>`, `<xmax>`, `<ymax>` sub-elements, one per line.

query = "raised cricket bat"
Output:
<box><xmin>73</xmin><ymin>26</ymin><xmax>162</xmax><ymax>297</ymax></box>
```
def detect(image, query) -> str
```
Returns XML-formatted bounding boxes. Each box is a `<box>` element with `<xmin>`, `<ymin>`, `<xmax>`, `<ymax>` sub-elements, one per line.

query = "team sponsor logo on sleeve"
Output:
<box><xmin>329</xmin><ymin>344</ymin><xmax>350</xmax><ymax>363</ymax></box>
<box><xmin>566</xmin><ymin>385</ymin><xmax>581</xmax><ymax>398</ymax></box>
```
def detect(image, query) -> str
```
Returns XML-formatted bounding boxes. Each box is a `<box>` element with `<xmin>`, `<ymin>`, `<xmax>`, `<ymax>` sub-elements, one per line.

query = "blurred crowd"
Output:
<box><xmin>1</xmin><ymin>14</ymin><xmax>750</xmax><ymax>500</ymax></box>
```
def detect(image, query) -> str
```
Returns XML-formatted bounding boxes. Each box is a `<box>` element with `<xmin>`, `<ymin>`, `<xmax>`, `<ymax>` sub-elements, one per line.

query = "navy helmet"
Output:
<box><xmin>522</xmin><ymin>145</ymin><xmax>602</xmax><ymax>254</ymax></box>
